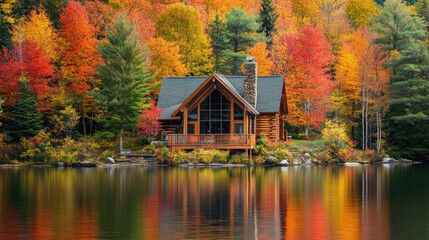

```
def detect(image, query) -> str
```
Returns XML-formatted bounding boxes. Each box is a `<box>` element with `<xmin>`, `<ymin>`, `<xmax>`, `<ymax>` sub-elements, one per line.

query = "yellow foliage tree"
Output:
<box><xmin>322</xmin><ymin>120</ymin><xmax>352</xmax><ymax>146</ymax></box>
<box><xmin>246</xmin><ymin>42</ymin><xmax>273</xmax><ymax>75</ymax></box>
<box><xmin>156</xmin><ymin>3</ymin><xmax>213</xmax><ymax>75</ymax></box>
<box><xmin>147</xmin><ymin>37</ymin><xmax>188</xmax><ymax>98</ymax></box>
<box><xmin>0</xmin><ymin>0</ymin><xmax>16</xmax><ymax>23</ymax></box>
<box><xmin>346</xmin><ymin>0</ymin><xmax>379</xmax><ymax>28</ymax></box>
<box><xmin>11</xmin><ymin>9</ymin><xmax>60</xmax><ymax>62</ymax></box>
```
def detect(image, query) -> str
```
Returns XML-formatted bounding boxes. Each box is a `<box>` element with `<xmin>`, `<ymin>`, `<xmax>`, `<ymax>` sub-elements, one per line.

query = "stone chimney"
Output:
<box><xmin>243</xmin><ymin>56</ymin><xmax>257</xmax><ymax>107</ymax></box>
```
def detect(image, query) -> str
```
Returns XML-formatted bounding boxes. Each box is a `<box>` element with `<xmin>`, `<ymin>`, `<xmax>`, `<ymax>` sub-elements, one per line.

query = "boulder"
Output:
<box><xmin>279</xmin><ymin>160</ymin><xmax>289</xmax><ymax>165</ymax></box>
<box><xmin>303</xmin><ymin>153</ymin><xmax>311</xmax><ymax>159</ymax></box>
<box><xmin>265</xmin><ymin>156</ymin><xmax>278</xmax><ymax>165</ymax></box>
<box><xmin>105</xmin><ymin>157</ymin><xmax>115</xmax><ymax>164</ymax></box>
<box><xmin>56</xmin><ymin>162</ymin><xmax>65</xmax><ymax>167</ymax></box>
<box><xmin>382</xmin><ymin>157</ymin><xmax>397</xmax><ymax>163</ymax></box>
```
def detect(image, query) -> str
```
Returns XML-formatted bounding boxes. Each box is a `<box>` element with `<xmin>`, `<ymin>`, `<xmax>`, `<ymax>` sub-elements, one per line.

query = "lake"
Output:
<box><xmin>0</xmin><ymin>164</ymin><xmax>428</xmax><ymax>239</ymax></box>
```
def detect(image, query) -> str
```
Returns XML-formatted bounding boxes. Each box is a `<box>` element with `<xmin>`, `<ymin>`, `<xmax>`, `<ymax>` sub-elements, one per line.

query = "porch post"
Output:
<box><xmin>183</xmin><ymin>108</ymin><xmax>188</xmax><ymax>134</ymax></box>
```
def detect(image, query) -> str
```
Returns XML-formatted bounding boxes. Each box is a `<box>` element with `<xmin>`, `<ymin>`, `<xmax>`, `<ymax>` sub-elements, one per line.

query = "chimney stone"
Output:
<box><xmin>243</xmin><ymin>56</ymin><xmax>257</xmax><ymax>107</ymax></box>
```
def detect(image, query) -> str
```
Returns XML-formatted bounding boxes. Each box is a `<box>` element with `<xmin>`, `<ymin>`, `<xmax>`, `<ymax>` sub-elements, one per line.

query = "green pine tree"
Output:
<box><xmin>91</xmin><ymin>13</ymin><xmax>155</xmax><ymax>152</ymax></box>
<box><xmin>4</xmin><ymin>80</ymin><xmax>43</xmax><ymax>141</ymax></box>
<box><xmin>208</xmin><ymin>13</ymin><xmax>229</xmax><ymax>73</ymax></box>
<box><xmin>416</xmin><ymin>0</ymin><xmax>429</xmax><ymax>34</ymax></box>
<box><xmin>225</xmin><ymin>8</ymin><xmax>263</xmax><ymax>75</ymax></box>
<box><xmin>258</xmin><ymin>0</ymin><xmax>278</xmax><ymax>44</ymax></box>
<box><xmin>372</xmin><ymin>0</ymin><xmax>429</xmax><ymax>160</ymax></box>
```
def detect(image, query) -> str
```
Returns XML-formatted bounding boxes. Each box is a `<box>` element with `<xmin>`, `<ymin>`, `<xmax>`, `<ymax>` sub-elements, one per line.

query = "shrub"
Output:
<box><xmin>230</xmin><ymin>154</ymin><xmax>248</xmax><ymax>164</ymax></box>
<box><xmin>169</xmin><ymin>150</ymin><xmax>189</xmax><ymax>165</ymax></box>
<box><xmin>269</xmin><ymin>148</ymin><xmax>291</xmax><ymax>161</ymax></box>
<box><xmin>338</xmin><ymin>148</ymin><xmax>362</xmax><ymax>162</ymax></box>
<box><xmin>322</xmin><ymin>120</ymin><xmax>353</xmax><ymax>147</ymax></box>
<box><xmin>362</xmin><ymin>149</ymin><xmax>382</xmax><ymax>162</ymax></box>
<box><xmin>93</xmin><ymin>131</ymin><xmax>116</xmax><ymax>140</ymax></box>
<box><xmin>212</xmin><ymin>150</ymin><xmax>228</xmax><ymax>163</ymax></box>
<box><xmin>252</xmin><ymin>155</ymin><xmax>265</xmax><ymax>165</ymax></box>
<box><xmin>154</xmin><ymin>147</ymin><xmax>170</xmax><ymax>164</ymax></box>
<box><xmin>143</xmin><ymin>144</ymin><xmax>157</xmax><ymax>154</ymax></box>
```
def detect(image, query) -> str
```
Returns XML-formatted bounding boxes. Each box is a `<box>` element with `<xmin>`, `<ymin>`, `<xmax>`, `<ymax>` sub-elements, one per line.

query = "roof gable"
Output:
<box><xmin>158</xmin><ymin>74</ymin><xmax>285</xmax><ymax>120</ymax></box>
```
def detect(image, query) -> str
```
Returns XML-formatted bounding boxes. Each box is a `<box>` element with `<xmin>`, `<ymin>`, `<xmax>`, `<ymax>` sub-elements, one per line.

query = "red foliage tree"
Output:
<box><xmin>283</xmin><ymin>24</ymin><xmax>336</xmax><ymax>135</ymax></box>
<box><xmin>0</xmin><ymin>40</ymin><xmax>54</xmax><ymax>111</ymax></box>
<box><xmin>60</xmin><ymin>1</ymin><xmax>101</xmax><ymax>97</ymax></box>
<box><xmin>137</xmin><ymin>101</ymin><xmax>163</xmax><ymax>138</ymax></box>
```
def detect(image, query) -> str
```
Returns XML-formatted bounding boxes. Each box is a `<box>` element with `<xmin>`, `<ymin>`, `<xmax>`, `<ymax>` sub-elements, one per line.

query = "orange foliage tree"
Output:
<box><xmin>59</xmin><ymin>1</ymin><xmax>101</xmax><ymax>135</ymax></box>
<box><xmin>246</xmin><ymin>42</ymin><xmax>273</xmax><ymax>75</ymax></box>
<box><xmin>282</xmin><ymin>24</ymin><xmax>336</xmax><ymax>136</ymax></box>
<box><xmin>147</xmin><ymin>37</ymin><xmax>188</xmax><ymax>99</ymax></box>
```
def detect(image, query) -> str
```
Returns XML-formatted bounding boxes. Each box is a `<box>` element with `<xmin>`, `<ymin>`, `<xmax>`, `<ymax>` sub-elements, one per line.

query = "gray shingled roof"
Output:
<box><xmin>158</xmin><ymin>75</ymin><xmax>284</xmax><ymax>120</ymax></box>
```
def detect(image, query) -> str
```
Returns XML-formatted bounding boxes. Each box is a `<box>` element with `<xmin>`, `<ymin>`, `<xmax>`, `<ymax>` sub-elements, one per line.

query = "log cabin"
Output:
<box><xmin>157</xmin><ymin>57</ymin><xmax>288</xmax><ymax>151</ymax></box>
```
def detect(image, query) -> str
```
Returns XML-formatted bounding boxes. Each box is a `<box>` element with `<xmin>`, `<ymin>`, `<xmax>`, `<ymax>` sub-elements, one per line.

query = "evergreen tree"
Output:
<box><xmin>4</xmin><ymin>80</ymin><xmax>42</xmax><ymax>141</ymax></box>
<box><xmin>416</xmin><ymin>0</ymin><xmax>429</xmax><ymax>34</ymax></box>
<box><xmin>258</xmin><ymin>0</ymin><xmax>278</xmax><ymax>44</ymax></box>
<box><xmin>208</xmin><ymin>13</ymin><xmax>229</xmax><ymax>73</ymax></box>
<box><xmin>92</xmin><ymin>13</ymin><xmax>155</xmax><ymax>151</ymax></box>
<box><xmin>225</xmin><ymin>8</ymin><xmax>262</xmax><ymax>75</ymax></box>
<box><xmin>373</xmin><ymin>0</ymin><xmax>429</xmax><ymax>160</ymax></box>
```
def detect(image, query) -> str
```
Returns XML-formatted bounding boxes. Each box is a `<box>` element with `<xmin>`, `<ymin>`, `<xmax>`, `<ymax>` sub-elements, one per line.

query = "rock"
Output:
<box><xmin>56</xmin><ymin>162</ymin><xmax>65</xmax><ymax>167</ymax></box>
<box><xmin>303</xmin><ymin>153</ymin><xmax>311</xmax><ymax>159</ymax></box>
<box><xmin>382</xmin><ymin>157</ymin><xmax>397</xmax><ymax>163</ymax></box>
<box><xmin>279</xmin><ymin>160</ymin><xmax>289</xmax><ymax>165</ymax></box>
<box><xmin>399</xmin><ymin>158</ymin><xmax>412</xmax><ymax>163</ymax></box>
<box><xmin>105</xmin><ymin>157</ymin><xmax>115</xmax><ymax>164</ymax></box>
<box><xmin>184</xmin><ymin>160</ymin><xmax>192</xmax><ymax>164</ymax></box>
<box><xmin>265</xmin><ymin>156</ymin><xmax>278</xmax><ymax>165</ymax></box>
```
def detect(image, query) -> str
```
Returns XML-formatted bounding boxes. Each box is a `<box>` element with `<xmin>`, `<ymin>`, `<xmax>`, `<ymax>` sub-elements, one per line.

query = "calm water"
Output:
<box><xmin>0</xmin><ymin>165</ymin><xmax>428</xmax><ymax>239</ymax></box>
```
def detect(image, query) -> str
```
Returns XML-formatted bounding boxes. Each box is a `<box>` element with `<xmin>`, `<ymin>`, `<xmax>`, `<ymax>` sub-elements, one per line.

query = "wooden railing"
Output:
<box><xmin>168</xmin><ymin>134</ymin><xmax>256</xmax><ymax>148</ymax></box>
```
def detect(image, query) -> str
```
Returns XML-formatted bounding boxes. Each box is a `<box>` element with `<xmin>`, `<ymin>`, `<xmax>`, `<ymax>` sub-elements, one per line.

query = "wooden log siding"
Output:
<box><xmin>256</xmin><ymin>113</ymin><xmax>280</xmax><ymax>142</ymax></box>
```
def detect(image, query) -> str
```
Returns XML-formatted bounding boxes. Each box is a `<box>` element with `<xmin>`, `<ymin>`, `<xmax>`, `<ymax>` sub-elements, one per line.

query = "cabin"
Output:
<box><xmin>157</xmin><ymin>57</ymin><xmax>288</xmax><ymax>151</ymax></box>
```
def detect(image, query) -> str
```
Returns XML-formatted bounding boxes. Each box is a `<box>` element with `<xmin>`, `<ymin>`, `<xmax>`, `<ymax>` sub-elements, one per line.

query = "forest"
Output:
<box><xmin>0</xmin><ymin>0</ymin><xmax>428</xmax><ymax>162</ymax></box>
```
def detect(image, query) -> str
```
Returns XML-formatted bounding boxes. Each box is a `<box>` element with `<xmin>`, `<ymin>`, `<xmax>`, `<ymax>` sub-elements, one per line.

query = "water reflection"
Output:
<box><xmin>0</xmin><ymin>165</ymin><xmax>428</xmax><ymax>239</ymax></box>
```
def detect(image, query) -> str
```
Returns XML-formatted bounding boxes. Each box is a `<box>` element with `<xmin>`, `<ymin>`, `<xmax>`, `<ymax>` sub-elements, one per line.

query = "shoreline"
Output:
<box><xmin>0</xmin><ymin>160</ymin><xmax>422</xmax><ymax>169</ymax></box>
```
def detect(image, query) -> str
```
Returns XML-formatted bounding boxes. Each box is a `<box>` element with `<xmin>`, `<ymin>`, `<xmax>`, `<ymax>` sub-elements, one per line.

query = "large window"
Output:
<box><xmin>200</xmin><ymin>90</ymin><xmax>231</xmax><ymax>134</ymax></box>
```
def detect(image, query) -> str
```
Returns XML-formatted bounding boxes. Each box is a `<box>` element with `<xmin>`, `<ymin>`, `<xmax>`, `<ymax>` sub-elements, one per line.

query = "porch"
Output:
<box><xmin>168</xmin><ymin>134</ymin><xmax>256</xmax><ymax>150</ymax></box>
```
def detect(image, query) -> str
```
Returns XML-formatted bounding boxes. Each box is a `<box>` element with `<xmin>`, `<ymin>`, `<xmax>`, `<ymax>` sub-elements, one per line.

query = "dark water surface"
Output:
<box><xmin>0</xmin><ymin>165</ymin><xmax>428</xmax><ymax>239</ymax></box>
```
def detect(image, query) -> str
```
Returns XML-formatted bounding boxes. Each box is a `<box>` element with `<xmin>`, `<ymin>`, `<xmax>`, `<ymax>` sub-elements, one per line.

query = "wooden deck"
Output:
<box><xmin>168</xmin><ymin>134</ymin><xmax>256</xmax><ymax>150</ymax></box>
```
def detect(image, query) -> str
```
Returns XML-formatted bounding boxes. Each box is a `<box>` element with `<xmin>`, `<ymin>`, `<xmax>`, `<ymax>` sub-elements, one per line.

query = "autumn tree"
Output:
<box><xmin>0</xmin><ymin>40</ymin><xmax>54</xmax><ymax>111</ymax></box>
<box><xmin>246</xmin><ymin>42</ymin><xmax>272</xmax><ymax>75</ymax></box>
<box><xmin>0</xmin><ymin>0</ymin><xmax>16</xmax><ymax>47</ymax></box>
<box><xmin>156</xmin><ymin>3</ymin><xmax>213</xmax><ymax>75</ymax></box>
<box><xmin>92</xmin><ymin>13</ymin><xmax>155</xmax><ymax>151</ymax></box>
<box><xmin>208</xmin><ymin>13</ymin><xmax>229</xmax><ymax>73</ymax></box>
<box><xmin>4</xmin><ymin>79</ymin><xmax>43</xmax><ymax>141</ymax></box>
<box><xmin>137</xmin><ymin>100</ymin><xmax>162</xmax><ymax>139</ymax></box>
<box><xmin>373</xmin><ymin>0</ymin><xmax>429</xmax><ymax>159</ymax></box>
<box><xmin>83</xmin><ymin>0</ymin><xmax>116</xmax><ymax>40</ymax></box>
<box><xmin>50</xmin><ymin>105</ymin><xmax>80</xmax><ymax>138</ymax></box>
<box><xmin>60</xmin><ymin>1</ymin><xmax>101</xmax><ymax>135</ymax></box>
<box><xmin>147</xmin><ymin>37</ymin><xmax>188</xmax><ymax>98</ymax></box>
<box><xmin>284</xmin><ymin>24</ymin><xmax>336</xmax><ymax>136</ymax></box>
<box><xmin>258</xmin><ymin>0</ymin><xmax>278</xmax><ymax>44</ymax></box>
<box><xmin>11</xmin><ymin>9</ymin><xmax>60</xmax><ymax>62</ymax></box>
<box><xmin>346</xmin><ymin>0</ymin><xmax>379</xmax><ymax>28</ymax></box>
<box><xmin>225</xmin><ymin>8</ymin><xmax>261</xmax><ymax>75</ymax></box>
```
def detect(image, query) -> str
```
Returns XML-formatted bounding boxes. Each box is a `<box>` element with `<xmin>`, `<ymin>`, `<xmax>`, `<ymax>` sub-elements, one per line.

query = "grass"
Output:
<box><xmin>288</xmin><ymin>139</ymin><xmax>327</xmax><ymax>152</ymax></box>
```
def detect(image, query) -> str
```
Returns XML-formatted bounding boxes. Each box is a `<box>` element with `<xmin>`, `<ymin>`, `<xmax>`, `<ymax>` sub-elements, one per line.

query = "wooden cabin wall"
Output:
<box><xmin>256</xmin><ymin>113</ymin><xmax>280</xmax><ymax>142</ymax></box>
<box><xmin>160</xmin><ymin>120</ymin><xmax>181</xmax><ymax>140</ymax></box>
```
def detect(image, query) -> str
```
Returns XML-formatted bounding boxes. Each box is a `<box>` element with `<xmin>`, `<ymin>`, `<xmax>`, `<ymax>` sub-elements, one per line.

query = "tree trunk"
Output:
<box><xmin>119</xmin><ymin>128</ymin><xmax>123</xmax><ymax>153</ymax></box>
<box><xmin>82</xmin><ymin>117</ymin><xmax>87</xmax><ymax>136</ymax></box>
